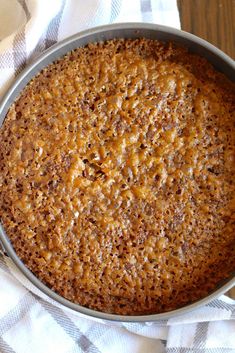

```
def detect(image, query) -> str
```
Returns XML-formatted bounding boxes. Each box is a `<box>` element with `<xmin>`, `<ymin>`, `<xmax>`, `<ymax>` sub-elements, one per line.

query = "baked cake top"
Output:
<box><xmin>0</xmin><ymin>39</ymin><xmax>235</xmax><ymax>315</ymax></box>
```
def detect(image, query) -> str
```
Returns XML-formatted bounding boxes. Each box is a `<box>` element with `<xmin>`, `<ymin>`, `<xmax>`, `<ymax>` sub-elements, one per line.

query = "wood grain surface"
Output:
<box><xmin>178</xmin><ymin>0</ymin><xmax>235</xmax><ymax>300</ymax></box>
<box><xmin>228</xmin><ymin>287</ymin><xmax>235</xmax><ymax>298</ymax></box>
<box><xmin>177</xmin><ymin>0</ymin><xmax>235</xmax><ymax>59</ymax></box>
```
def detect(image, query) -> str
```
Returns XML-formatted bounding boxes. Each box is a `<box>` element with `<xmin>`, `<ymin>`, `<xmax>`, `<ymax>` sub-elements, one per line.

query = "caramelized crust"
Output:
<box><xmin>0</xmin><ymin>39</ymin><xmax>235</xmax><ymax>315</ymax></box>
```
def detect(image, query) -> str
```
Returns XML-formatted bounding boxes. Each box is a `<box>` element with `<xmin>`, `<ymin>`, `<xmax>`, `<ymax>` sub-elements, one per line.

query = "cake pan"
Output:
<box><xmin>0</xmin><ymin>23</ymin><xmax>234</xmax><ymax>322</ymax></box>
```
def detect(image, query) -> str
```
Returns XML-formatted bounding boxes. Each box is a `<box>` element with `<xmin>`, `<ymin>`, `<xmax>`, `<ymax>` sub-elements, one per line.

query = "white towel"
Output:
<box><xmin>0</xmin><ymin>1</ymin><xmax>234</xmax><ymax>353</ymax></box>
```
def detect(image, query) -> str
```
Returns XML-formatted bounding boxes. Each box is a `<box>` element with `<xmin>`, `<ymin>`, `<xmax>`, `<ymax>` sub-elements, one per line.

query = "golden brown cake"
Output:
<box><xmin>0</xmin><ymin>39</ymin><xmax>235</xmax><ymax>315</ymax></box>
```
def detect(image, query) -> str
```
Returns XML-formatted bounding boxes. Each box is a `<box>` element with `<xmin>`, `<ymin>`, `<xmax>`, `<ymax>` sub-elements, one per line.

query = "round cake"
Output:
<box><xmin>0</xmin><ymin>39</ymin><xmax>235</xmax><ymax>315</ymax></box>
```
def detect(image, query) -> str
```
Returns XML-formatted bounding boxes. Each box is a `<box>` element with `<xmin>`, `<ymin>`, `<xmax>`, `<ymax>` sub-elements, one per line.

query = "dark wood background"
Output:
<box><xmin>178</xmin><ymin>0</ymin><xmax>235</xmax><ymax>298</ymax></box>
<box><xmin>177</xmin><ymin>0</ymin><xmax>235</xmax><ymax>59</ymax></box>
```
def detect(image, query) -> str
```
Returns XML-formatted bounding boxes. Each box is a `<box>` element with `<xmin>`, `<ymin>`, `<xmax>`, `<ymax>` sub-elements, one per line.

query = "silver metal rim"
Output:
<box><xmin>0</xmin><ymin>22</ymin><xmax>234</xmax><ymax>322</ymax></box>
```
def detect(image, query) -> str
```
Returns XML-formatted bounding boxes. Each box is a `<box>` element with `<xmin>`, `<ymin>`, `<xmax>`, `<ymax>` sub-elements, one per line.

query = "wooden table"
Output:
<box><xmin>177</xmin><ymin>0</ymin><xmax>235</xmax><ymax>59</ymax></box>
<box><xmin>178</xmin><ymin>0</ymin><xmax>235</xmax><ymax>299</ymax></box>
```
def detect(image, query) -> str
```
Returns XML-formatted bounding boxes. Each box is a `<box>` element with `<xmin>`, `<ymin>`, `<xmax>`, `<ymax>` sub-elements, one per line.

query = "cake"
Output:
<box><xmin>0</xmin><ymin>39</ymin><xmax>235</xmax><ymax>315</ymax></box>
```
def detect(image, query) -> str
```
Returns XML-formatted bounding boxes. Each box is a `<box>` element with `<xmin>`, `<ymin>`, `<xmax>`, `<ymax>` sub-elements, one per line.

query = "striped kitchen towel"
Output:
<box><xmin>0</xmin><ymin>255</ymin><xmax>235</xmax><ymax>353</ymax></box>
<box><xmin>0</xmin><ymin>0</ymin><xmax>180</xmax><ymax>96</ymax></box>
<box><xmin>0</xmin><ymin>1</ymin><xmax>234</xmax><ymax>353</ymax></box>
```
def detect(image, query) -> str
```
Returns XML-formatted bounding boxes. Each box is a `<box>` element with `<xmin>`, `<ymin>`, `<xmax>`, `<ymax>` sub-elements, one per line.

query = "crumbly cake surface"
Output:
<box><xmin>0</xmin><ymin>39</ymin><xmax>235</xmax><ymax>315</ymax></box>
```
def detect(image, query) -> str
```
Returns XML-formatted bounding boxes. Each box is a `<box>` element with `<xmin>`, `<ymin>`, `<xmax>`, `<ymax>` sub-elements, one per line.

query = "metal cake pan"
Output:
<box><xmin>0</xmin><ymin>23</ymin><xmax>234</xmax><ymax>322</ymax></box>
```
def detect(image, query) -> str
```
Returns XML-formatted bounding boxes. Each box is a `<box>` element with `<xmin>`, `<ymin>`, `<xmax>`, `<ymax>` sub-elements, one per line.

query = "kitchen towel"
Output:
<box><xmin>1</xmin><ymin>255</ymin><xmax>235</xmax><ymax>353</ymax></box>
<box><xmin>0</xmin><ymin>1</ymin><xmax>234</xmax><ymax>353</ymax></box>
<box><xmin>0</xmin><ymin>0</ymin><xmax>180</xmax><ymax>96</ymax></box>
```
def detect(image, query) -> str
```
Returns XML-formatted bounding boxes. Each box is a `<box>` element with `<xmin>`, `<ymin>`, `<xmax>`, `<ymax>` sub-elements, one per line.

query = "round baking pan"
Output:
<box><xmin>0</xmin><ymin>23</ymin><xmax>234</xmax><ymax>322</ymax></box>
